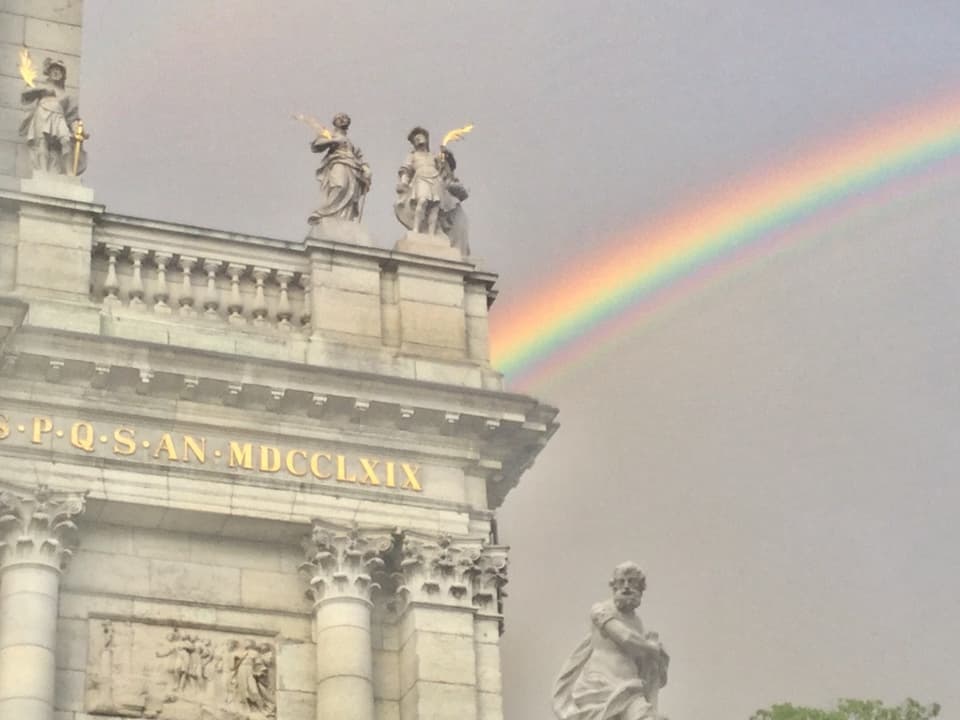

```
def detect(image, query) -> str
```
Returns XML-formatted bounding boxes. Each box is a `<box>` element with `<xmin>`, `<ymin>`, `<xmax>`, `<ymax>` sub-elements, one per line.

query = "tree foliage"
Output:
<box><xmin>750</xmin><ymin>698</ymin><xmax>941</xmax><ymax>720</ymax></box>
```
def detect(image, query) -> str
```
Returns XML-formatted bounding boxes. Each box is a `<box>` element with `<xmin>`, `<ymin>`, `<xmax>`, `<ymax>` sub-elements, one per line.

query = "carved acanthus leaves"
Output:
<box><xmin>299</xmin><ymin>520</ymin><xmax>395</xmax><ymax>604</ymax></box>
<box><xmin>0</xmin><ymin>484</ymin><xmax>86</xmax><ymax>571</ymax></box>
<box><xmin>396</xmin><ymin>533</ymin><xmax>508</xmax><ymax>613</ymax></box>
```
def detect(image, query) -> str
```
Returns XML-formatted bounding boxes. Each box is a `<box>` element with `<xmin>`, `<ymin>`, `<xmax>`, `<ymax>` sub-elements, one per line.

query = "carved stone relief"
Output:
<box><xmin>85</xmin><ymin>619</ymin><xmax>276</xmax><ymax>720</ymax></box>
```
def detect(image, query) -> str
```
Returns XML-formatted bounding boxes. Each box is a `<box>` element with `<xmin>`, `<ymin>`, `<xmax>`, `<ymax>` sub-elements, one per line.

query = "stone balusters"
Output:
<box><xmin>90</xmin><ymin>246</ymin><xmax>308</xmax><ymax>331</ymax></box>
<box><xmin>251</xmin><ymin>267</ymin><xmax>270</xmax><ymax>326</ymax></box>
<box><xmin>178</xmin><ymin>255</ymin><xmax>198</xmax><ymax>317</ymax></box>
<box><xmin>0</xmin><ymin>485</ymin><xmax>85</xmax><ymax>720</ymax></box>
<box><xmin>127</xmin><ymin>248</ymin><xmax>148</xmax><ymax>310</ymax></box>
<box><xmin>226</xmin><ymin>263</ymin><xmax>246</xmax><ymax>325</ymax></box>
<box><xmin>202</xmin><ymin>260</ymin><xmax>222</xmax><ymax>319</ymax></box>
<box><xmin>102</xmin><ymin>244</ymin><xmax>122</xmax><ymax>310</ymax></box>
<box><xmin>276</xmin><ymin>270</ymin><xmax>294</xmax><ymax>331</ymax></box>
<box><xmin>300</xmin><ymin>520</ymin><xmax>395</xmax><ymax>720</ymax></box>
<box><xmin>153</xmin><ymin>252</ymin><xmax>172</xmax><ymax>314</ymax></box>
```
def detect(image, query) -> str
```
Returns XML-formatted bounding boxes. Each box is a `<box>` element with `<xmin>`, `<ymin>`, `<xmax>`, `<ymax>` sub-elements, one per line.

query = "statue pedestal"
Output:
<box><xmin>394</xmin><ymin>232</ymin><xmax>463</xmax><ymax>261</ymax></box>
<box><xmin>20</xmin><ymin>173</ymin><xmax>94</xmax><ymax>203</ymax></box>
<box><xmin>306</xmin><ymin>218</ymin><xmax>372</xmax><ymax>247</ymax></box>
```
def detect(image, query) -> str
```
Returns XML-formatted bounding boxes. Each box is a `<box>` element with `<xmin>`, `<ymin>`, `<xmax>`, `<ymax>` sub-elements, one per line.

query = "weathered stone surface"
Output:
<box><xmin>553</xmin><ymin>563</ymin><xmax>669</xmax><ymax>720</ymax></box>
<box><xmin>24</xmin><ymin>17</ymin><xmax>82</xmax><ymax>53</ymax></box>
<box><xmin>84</xmin><ymin>619</ymin><xmax>277</xmax><ymax>720</ymax></box>
<box><xmin>395</xmin><ymin>231</ymin><xmax>463</xmax><ymax>261</ymax></box>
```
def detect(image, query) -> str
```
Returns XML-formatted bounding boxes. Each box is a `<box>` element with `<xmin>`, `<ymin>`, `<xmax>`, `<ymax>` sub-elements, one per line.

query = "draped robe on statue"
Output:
<box><xmin>309</xmin><ymin>132</ymin><xmax>369</xmax><ymax>222</ymax></box>
<box><xmin>553</xmin><ymin>600</ymin><xmax>667</xmax><ymax>720</ymax></box>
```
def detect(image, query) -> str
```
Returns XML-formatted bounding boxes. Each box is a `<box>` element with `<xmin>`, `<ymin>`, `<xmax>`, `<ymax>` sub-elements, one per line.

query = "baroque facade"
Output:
<box><xmin>0</xmin><ymin>3</ymin><xmax>557</xmax><ymax>719</ymax></box>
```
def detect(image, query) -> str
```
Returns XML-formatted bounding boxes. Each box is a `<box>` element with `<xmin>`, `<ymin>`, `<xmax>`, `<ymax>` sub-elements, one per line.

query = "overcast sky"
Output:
<box><xmin>78</xmin><ymin>2</ymin><xmax>960</xmax><ymax>718</ymax></box>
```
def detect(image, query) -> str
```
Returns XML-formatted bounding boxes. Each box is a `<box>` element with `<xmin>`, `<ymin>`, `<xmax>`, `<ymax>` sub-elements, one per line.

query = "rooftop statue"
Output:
<box><xmin>553</xmin><ymin>563</ymin><xmax>669</xmax><ymax>720</ymax></box>
<box><xmin>296</xmin><ymin>112</ymin><xmax>372</xmax><ymax>224</ymax></box>
<box><xmin>19</xmin><ymin>50</ymin><xmax>88</xmax><ymax>175</ymax></box>
<box><xmin>395</xmin><ymin>125</ymin><xmax>472</xmax><ymax>254</ymax></box>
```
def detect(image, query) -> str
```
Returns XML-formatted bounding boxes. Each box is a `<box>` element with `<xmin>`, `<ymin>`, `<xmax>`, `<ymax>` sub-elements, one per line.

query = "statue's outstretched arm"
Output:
<box><xmin>599</xmin><ymin>617</ymin><xmax>662</xmax><ymax>661</ymax></box>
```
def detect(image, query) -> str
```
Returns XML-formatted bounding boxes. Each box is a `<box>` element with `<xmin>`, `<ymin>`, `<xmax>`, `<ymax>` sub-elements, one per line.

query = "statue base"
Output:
<box><xmin>20</xmin><ymin>172</ymin><xmax>95</xmax><ymax>203</ymax></box>
<box><xmin>394</xmin><ymin>232</ymin><xmax>464</xmax><ymax>262</ymax></box>
<box><xmin>306</xmin><ymin>218</ymin><xmax>372</xmax><ymax>247</ymax></box>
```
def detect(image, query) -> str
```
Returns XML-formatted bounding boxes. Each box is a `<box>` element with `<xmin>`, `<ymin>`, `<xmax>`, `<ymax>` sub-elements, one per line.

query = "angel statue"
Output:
<box><xmin>394</xmin><ymin>124</ymin><xmax>472</xmax><ymax>252</ymax></box>
<box><xmin>19</xmin><ymin>51</ymin><xmax>88</xmax><ymax>175</ymax></box>
<box><xmin>296</xmin><ymin>112</ymin><xmax>371</xmax><ymax>223</ymax></box>
<box><xmin>553</xmin><ymin>563</ymin><xmax>669</xmax><ymax>720</ymax></box>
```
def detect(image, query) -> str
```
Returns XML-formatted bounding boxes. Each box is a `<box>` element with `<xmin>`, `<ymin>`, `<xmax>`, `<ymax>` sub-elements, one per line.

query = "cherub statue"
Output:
<box><xmin>394</xmin><ymin>124</ymin><xmax>472</xmax><ymax>246</ymax></box>
<box><xmin>297</xmin><ymin>112</ymin><xmax>371</xmax><ymax>223</ymax></box>
<box><xmin>553</xmin><ymin>563</ymin><xmax>669</xmax><ymax>720</ymax></box>
<box><xmin>19</xmin><ymin>52</ymin><xmax>87</xmax><ymax>175</ymax></box>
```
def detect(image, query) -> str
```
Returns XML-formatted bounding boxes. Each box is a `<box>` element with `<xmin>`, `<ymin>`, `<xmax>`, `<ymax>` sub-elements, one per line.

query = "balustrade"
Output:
<box><xmin>90</xmin><ymin>244</ymin><xmax>309</xmax><ymax>333</ymax></box>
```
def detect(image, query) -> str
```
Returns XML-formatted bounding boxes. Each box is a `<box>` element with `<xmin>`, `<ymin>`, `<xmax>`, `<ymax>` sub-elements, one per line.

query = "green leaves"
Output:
<box><xmin>749</xmin><ymin>699</ymin><xmax>940</xmax><ymax>720</ymax></box>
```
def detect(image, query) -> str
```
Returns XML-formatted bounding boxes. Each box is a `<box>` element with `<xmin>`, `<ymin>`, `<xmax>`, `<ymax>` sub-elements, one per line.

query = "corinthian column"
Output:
<box><xmin>0</xmin><ymin>485</ymin><xmax>85</xmax><ymax>720</ymax></box>
<box><xmin>395</xmin><ymin>534</ymin><xmax>508</xmax><ymax>720</ymax></box>
<box><xmin>300</xmin><ymin>521</ymin><xmax>394</xmax><ymax>720</ymax></box>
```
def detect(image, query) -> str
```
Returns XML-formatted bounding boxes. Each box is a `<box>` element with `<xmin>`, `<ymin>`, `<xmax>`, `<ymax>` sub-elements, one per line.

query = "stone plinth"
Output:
<box><xmin>307</xmin><ymin>217</ymin><xmax>372</xmax><ymax>246</ymax></box>
<box><xmin>21</xmin><ymin>174</ymin><xmax>95</xmax><ymax>203</ymax></box>
<box><xmin>395</xmin><ymin>231</ymin><xmax>464</xmax><ymax>261</ymax></box>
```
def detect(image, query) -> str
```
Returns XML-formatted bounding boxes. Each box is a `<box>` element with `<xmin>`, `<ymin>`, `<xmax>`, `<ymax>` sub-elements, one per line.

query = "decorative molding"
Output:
<box><xmin>0</xmin><ymin>484</ymin><xmax>85</xmax><ymax>572</ymax></box>
<box><xmin>395</xmin><ymin>532</ymin><xmax>508</xmax><ymax>614</ymax></box>
<box><xmin>299</xmin><ymin>520</ymin><xmax>395</xmax><ymax>604</ymax></box>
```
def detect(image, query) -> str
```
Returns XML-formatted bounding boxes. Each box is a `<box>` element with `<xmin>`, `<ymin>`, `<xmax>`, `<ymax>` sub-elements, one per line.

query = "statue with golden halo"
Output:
<box><xmin>18</xmin><ymin>51</ymin><xmax>88</xmax><ymax>175</ymax></box>
<box><xmin>395</xmin><ymin>124</ymin><xmax>472</xmax><ymax>254</ymax></box>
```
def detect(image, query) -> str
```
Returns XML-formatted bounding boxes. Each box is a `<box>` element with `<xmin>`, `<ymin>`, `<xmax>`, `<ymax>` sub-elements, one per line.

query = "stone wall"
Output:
<box><xmin>56</xmin><ymin>521</ymin><xmax>316</xmax><ymax>720</ymax></box>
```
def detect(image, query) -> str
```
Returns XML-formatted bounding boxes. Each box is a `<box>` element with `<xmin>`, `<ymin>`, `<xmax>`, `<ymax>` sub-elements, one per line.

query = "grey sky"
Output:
<box><xmin>79</xmin><ymin>2</ymin><xmax>960</xmax><ymax>717</ymax></box>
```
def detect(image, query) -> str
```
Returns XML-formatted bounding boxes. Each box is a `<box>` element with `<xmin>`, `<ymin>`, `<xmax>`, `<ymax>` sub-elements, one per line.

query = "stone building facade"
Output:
<box><xmin>0</xmin><ymin>4</ymin><xmax>558</xmax><ymax>719</ymax></box>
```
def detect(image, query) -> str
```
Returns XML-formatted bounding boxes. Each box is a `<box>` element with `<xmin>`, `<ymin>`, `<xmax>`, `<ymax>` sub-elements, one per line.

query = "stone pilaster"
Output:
<box><xmin>473</xmin><ymin>545</ymin><xmax>509</xmax><ymax>720</ymax></box>
<box><xmin>395</xmin><ymin>534</ymin><xmax>508</xmax><ymax>720</ymax></box>
<box><xmin>300</xmin><ymin>520</ymin><xmax>394</xmax><ymax>720</ymax></box>
<box><xmin>0</xmin><ymin>485</ymin><xmax>85</xmax><ymax>720</ymax></box>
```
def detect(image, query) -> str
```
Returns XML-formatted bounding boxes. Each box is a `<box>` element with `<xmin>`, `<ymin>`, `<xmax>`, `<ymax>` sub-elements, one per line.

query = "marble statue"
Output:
<box><xmin>394</xmin><ymin>125</ymin><xmax>471</xmax><ymax>252</ymax></box>
<box><xmin>553</xmin><ymin>563</ymin><xmax>669</xmax><ymax>720</ymax></box>
<box><xmin>19</xmin><ymin>52</ymin><xmax>87</xmax><ymax>175</ymax></box>
<box><xmin>437</xmin><ymin>148</ymin><xmax>470</xmax><ymax>255</ymax></box>
<box><xmin>305</xmin><ymin>112</ymin><xmax>371</xmax><ymax>223</ymax></box>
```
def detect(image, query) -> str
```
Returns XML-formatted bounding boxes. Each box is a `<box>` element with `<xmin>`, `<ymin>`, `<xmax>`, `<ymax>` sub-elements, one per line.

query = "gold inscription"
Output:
<box><xmin>32</xmin><ymin>415</ymin><xmax>52</xmax><ymax>444</ymax></box>
<box><xmin>0</xmin><ymin>413</ymin><xmax>425</xmax><ymax>493</ymax></box>
<box><xmin>113</xmin><ymin>427</ymin><xmax>136</xmax><ymax>456</ymax></box>
<box><xmin>71</xmin><ymin>421</ymin><xmax>95</xmax><ymax>453</ymax></box>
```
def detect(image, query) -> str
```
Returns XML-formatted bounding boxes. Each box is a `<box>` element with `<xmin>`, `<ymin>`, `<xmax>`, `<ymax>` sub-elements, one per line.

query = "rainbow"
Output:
<box><xmin>490</xmin><ymin>93</ymin><xmax>960</xmax><ymax>391</ymax></box>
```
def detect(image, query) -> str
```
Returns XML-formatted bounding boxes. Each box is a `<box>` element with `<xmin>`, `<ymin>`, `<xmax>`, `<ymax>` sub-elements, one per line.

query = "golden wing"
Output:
<box><xmin>442</xmin><ymin>124</ymin><xmax>474</xmax><ymax>147</ymax></box>
<box><xmin>18</xmin><ymin>48</ymin><xmax>37</xmax><ymax>88</ymax></box>
<box><xmin>292</xmin><ymin>113</ymin><xmax>332</xmax><ymax>140</ymax></box>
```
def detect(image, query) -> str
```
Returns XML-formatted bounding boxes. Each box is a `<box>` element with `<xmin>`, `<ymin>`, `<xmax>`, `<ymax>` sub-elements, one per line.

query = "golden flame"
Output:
<box><xmin>18</xmin><ymin>49</ymin><xmax>37</xmax><ymax>88</ymax></box>
<box><xmin>442</xmin><ymin>124</ymin><xmax>474</xmax><ymax>147</ymax></box>
<box><xmin>292</xmin><ymin>113</ymin><xmax>332</xmax><ymax>140</ymax></box>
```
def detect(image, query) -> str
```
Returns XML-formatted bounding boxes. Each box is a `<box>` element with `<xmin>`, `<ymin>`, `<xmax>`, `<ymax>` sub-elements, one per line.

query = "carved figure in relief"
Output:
<box><xmin>297</xmin><ymin>112</ymin><xmax>372</xmax><ymax>223</ymax></box>
<box><xmin>156</xmin><ymin>628</ymin><xmax>192</xmax><ymax>691</ymax></box>
<box><xmin>88</xmin><ymin>621</ymin><xmax>277</xmax><ymax>719</ymax></box>
<box><xmin>18</xmin><ymin>51</ymin><xmax>88</xmax><ymax>175</ymax></box>
<box><xmin>553</xmin><ymin>563</ymin><xmax>669</xmax><ymax>720</ymax></box>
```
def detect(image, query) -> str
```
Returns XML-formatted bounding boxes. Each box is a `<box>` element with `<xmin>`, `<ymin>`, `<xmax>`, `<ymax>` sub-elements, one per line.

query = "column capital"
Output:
<box><xmin>0</xmin><ymin>484</ymin><xmax>86</xmax><ymax>573</ymax></box>
<box><xmin>299</xmin><ymin>520</ymin><xmax>395</xmax><ymax>605</ymax></box>
<box><xmin>396</xmin><ymin>533</ymin><xmax>509</xmax><ymax>614</ymax></box>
